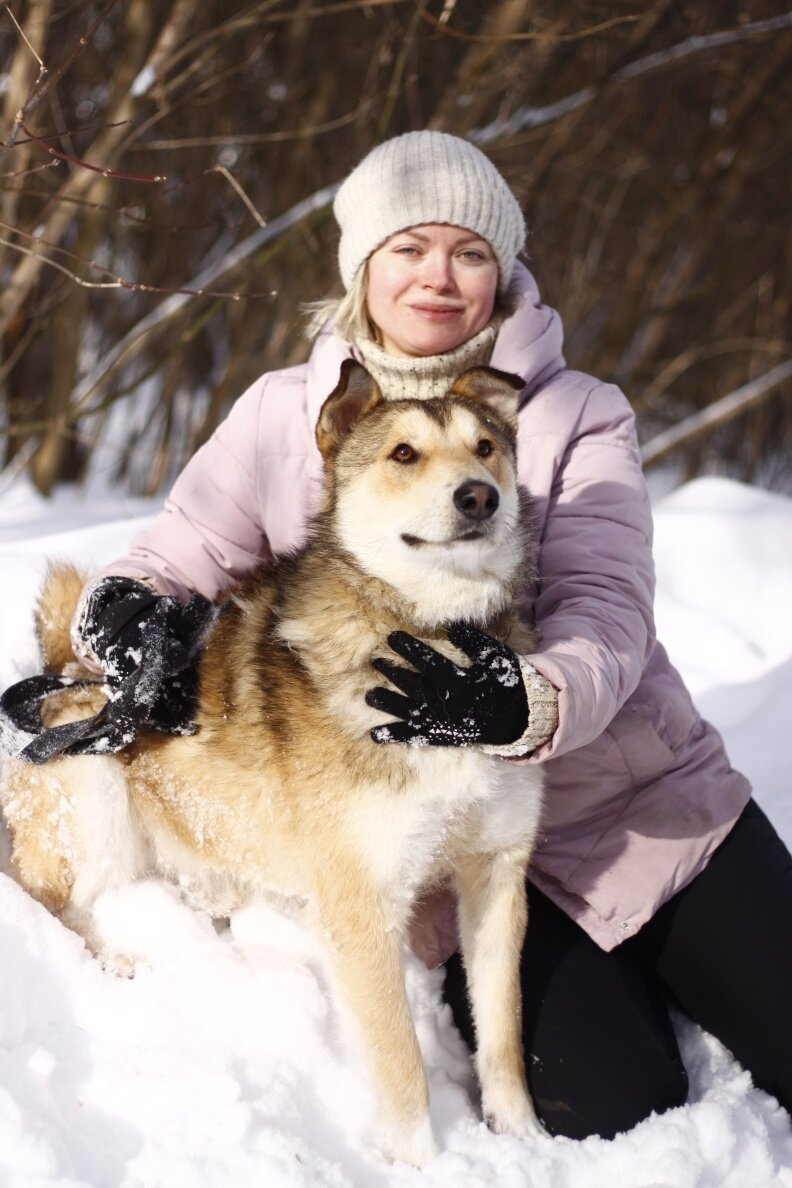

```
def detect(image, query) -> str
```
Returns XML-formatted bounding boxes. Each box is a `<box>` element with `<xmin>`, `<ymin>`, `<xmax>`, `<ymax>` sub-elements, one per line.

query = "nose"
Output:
<box><xmin>453</xmin><ymin>481</ymin><xmax>500</xmax><ymax>521</ymax></box>
<box><xmin>422</xmin><ymin>251</ymin><xmax>454</xmax><ymax>291</ymax></box>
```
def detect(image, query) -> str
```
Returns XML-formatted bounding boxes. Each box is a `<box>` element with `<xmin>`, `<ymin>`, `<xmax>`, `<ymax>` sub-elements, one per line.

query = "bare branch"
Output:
<box><xmin>640</xmin><ymin>338</ymin><xmax>792</xmax><ymax>410</ymax></box>
<box><xmin>210</xmin><ymin>165</ymin><xmax>267</xmax><ymax>228</ymax></box>
<box><xmin>18</xmin><ymin>120</ymin><xmax>167</xmax><ymax>182</ymax></box>
<box><xmin>0</xmin><ymin>0</ymin><xmax>123</xmax><ymax>167</ymax></box>
<box><xmin>378</xmin><ymin>1</ymin><xmax>426</xmax><ymax>138</ymax></box>
<box><xmin>422</xmin><ymin>10</ymin><xmax>640</xmax><ymax>43</ymax></box>
<box><xmin>471</xmin><ymin>12</ymin><xmax>792</xmax><ymax>142</ymax></box>
<box><xmin>139</xmin><ymin>108</ymin><xmax>362</xmax><ymax>150</ymax></box>
<box><xmin>155</xmin><ymin>0</ymin><xmax>410</xmax><ymax>84</ymax></box>
<box><xmin>641</xmin><ymin>361</ymin><xmax>792</xmax><ymax>470</ymax></box>
<box><xmin>0</xmin><ymin>226</ymin><xmax>276</xmax><ymax>299</ymax></box>
<box><xmin>2</xmin><ymin>2</ymin><xmax>45</xmax><ymax>68</ymax></box>
<box><xmin>0</xmin><ymin>158</ymin><xmax>60</xmax><ymax>180</ymax></box>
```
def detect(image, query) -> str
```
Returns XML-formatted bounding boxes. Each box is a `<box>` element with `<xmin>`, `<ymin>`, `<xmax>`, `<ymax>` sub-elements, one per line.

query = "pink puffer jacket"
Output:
<box><xmin>92</xmin><ymin>264</ymin><xmax>751</xmax><ymax>954</ymax></box>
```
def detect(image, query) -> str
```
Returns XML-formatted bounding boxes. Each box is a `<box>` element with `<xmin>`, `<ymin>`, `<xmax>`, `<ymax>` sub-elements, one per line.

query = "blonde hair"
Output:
<box><xmin>303</xmin><ymin>262</ymin><xmax>374</xmax><ymax>343</ymax></box>
<box><xmin>303</xmin><ymin>258</ymin><xmax>516</xmax><ymax>344</ymax></box>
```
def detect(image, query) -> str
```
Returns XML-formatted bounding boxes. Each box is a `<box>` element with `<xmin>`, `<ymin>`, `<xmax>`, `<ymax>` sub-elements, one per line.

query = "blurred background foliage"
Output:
<box><xmin>0</xmin><ymin>0</ymin><xmax>790</xmax><ymax>496</ymax></box>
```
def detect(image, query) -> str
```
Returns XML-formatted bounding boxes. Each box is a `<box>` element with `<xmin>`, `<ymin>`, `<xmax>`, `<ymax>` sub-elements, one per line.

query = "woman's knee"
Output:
<box><xmin>533</xmin><ymin>1052</ymin><xmax>688</xmax><ymax>1141</ymax></box>
<box><xmin>444</xmin><ymin>946</ymin><xmax>690</xmax><ymax>1142</ymax></box>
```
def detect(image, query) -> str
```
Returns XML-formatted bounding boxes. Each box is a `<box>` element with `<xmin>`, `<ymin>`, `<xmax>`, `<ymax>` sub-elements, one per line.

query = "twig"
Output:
<box><xmin>0</xmin><ymin>232</ymin><xmax>276</xmax><ymax>299</ymax></box>
<box><xmin>138</xmin><ymin>107</ymin><xmax>364</xmax><ymax>151</ymax></box>
<box><xmin>19</xmin><ymin>119</ymin><xmax>167</xmax><ymax>182</ymax></box>
<box><xmin>422</xmin><ymin>10</ymin><xmax>640</xmax><ymax>42</ymax></box>
<box><xmin>378</xmin><ymin>2</ymin><xmax>426</xmax><ymax>138</ymax></box>
<box><xmin>20</xmin><ymin>0</ymin><xmax>123</xmax><ymax>109</ymax></box>
<box><xmin>154</xmin><ymin>0</ymin><xmax>408</xmax><ymax>85</ymax></box>
<box><xmin>640</xmin><ymin>360</ymin><xmax>792</xmax><ymax>469</ymax></box>
<box><xmin>264</xmin><ymin>0</ymin><xmax>410</xmax><ymax>20</ymax></box>
<box><xmin>0</xmin><ymin>4</ymin><xmax>47</xmax><ymax>167</ymax></box>
<box><xmin>0</xmin><ymin>0</ymin><xmax>123</xmax><ymax>168</ymax></box>
<box><xmin>471</xmin><ymin>11</ymin><xmax>792</xmax><ymax>141</ymax></box>
<box><xmin>210</xmin><ymin>166</ymin><xmax>267</xmax><ymax>228</ymax></box>
<box><xmin>0</xmin><ymin>158</ymin><xmax>60</xmax><ymax>179</ymax></box>
<box><xmin>0</xmin><ymin>436</ymin><xmax>37</xmax><ymax>494</ymax></box>
<box><xmin>640</xmin><ymin>338</ymin><xmax>791</xmax><ymax>410</ymax></box>
<box><xmin>2</xmin><ymin>2</ymin><xmax>45</xmax><ymax>68</ymax></box>
<box><xmin>5</xmin><ymin>118</ymin><xmax>131</xmax><ymax>148</ymax></box>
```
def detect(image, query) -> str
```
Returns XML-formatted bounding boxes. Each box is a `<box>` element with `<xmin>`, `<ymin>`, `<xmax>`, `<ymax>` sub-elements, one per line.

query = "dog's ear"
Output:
<box><xmin>316</xmin><ymin>360</ymin><xmax>384</xmax><ymax>458</ymax></box>
<box><xmin>449</xmin><ymin>366</ymin><xmax>523</xmax><ymax>432</ymax></box>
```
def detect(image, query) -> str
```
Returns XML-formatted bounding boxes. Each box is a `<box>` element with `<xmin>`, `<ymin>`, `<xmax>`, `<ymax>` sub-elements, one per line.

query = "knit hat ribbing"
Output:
<box><xmin>333</xmin><ymin>131</ymin><xmax>526</xmax><ymax>292</ymax></box>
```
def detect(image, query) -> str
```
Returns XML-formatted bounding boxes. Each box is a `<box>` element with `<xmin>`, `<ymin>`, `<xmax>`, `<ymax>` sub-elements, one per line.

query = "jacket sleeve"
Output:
<box><xmin>87</xmin><ymin>377</ymin><xmax>273</xmax><ymax>602</ymax></box>
<box><xmin>523</xmin><ymin>380</ymin><xmax>656</xmax><ymax>761</ymax></box>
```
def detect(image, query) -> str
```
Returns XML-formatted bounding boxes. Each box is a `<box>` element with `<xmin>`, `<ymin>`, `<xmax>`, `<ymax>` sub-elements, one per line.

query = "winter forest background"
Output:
<box><xmin>0</xmin><ymin>0</ymin><xmax>790</xmax><ymax>499</ymax></box>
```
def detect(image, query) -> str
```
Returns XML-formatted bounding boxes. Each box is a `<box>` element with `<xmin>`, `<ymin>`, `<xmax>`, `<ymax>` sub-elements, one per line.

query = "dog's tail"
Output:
<box><xmin>35</xmin><ymin>562</ymin><xmax>86</xmax><ymax>672</ymax></box>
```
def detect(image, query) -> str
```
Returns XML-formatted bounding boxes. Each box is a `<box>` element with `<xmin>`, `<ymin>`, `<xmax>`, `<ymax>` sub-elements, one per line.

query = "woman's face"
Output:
<box><xmin>365</xmin><ymin>224</ymin><xmax>499</xmax><ymax>358</ymax></box>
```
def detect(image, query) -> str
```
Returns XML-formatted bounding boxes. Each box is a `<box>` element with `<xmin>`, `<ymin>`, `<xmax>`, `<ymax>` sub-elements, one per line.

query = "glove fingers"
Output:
<box><xmin>386</xmin><ymin>631</ymin><xmax>460</xmax><ymax>679</ymax></box>
<box><xmin>365</xmin><ymin>687</ymin><xmax>416</xmax><ymax>719</ymax></box>
<box><xmin>371</xmin><ymin>657</ymin><xmax>423</xmax><ymax>698</ymax></box>
<box><xmin>446</xmin><ymin>620</ymin><xmax>503</xmax><ymax>662</ymax></box>
<box><xmin>370</xmin><ymin>720</ymin><xmax>425</xmax><ymax>745</ymax></box>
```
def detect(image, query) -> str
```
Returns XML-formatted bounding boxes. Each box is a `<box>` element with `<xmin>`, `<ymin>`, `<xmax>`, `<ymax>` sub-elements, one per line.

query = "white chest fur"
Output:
<box><xmin>342</xmin><ymin>746</ymin><xmax>543</xmax><ymax>909</ymax></box>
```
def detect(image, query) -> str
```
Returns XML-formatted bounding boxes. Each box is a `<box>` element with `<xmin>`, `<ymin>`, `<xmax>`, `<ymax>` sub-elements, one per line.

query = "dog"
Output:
<box><xmin>0</xmin><ymin>362</ymin><xmax>544</xmax><ymax>1166</ymax></box>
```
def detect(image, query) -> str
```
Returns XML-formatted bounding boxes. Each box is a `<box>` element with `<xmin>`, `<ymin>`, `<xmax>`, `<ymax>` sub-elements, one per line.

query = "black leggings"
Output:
<box><xmin>443</xmin><ymin>799</ymin><xmax>792</xmax><ymax>1140</ymax></box>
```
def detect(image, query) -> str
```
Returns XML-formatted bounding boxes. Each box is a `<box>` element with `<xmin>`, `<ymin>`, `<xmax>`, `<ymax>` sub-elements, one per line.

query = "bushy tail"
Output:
<box><xmin>34</xmin><ymin>563</ymin><xmax>87</xmax><ymax>672</ymax></box>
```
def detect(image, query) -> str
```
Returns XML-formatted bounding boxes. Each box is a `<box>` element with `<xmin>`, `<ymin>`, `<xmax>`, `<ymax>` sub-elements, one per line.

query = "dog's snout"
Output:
<box><xmin>453</xmin><ymin>480</ymin><xmax>500</xmax><ymax>522</ymax></box>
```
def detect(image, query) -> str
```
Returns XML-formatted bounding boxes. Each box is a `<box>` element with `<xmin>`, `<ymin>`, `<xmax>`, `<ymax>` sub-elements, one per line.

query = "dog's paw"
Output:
<box><xmin>98</xmin><ymin>951</ymin><xmax>138</xmax><ymax>979</ymax></box>
<box><xmin>482</xmin><ymin>1090</ymin><xmax>544</xmax><ymax>1140</ymax></box>
<box><xmin>375</xmin><ymin>1114</ymin><xmax>439</xmax><ymax>1168</ymax></box>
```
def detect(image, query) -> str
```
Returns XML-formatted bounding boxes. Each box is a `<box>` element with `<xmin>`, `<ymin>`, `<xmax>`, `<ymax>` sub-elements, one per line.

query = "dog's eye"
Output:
<box><xmin>476</xmin><ymin>439</ymin><xmax>494</xmax><ymax>458</ymax></box>
<box><xmin>391</xmin><ymin>443</ymin><xmax>418</xmax><ymax>464</ymax></box>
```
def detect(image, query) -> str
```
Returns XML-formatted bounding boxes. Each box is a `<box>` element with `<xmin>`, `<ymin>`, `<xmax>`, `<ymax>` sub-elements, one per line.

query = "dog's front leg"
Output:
<box><xmin>314</xmin><ymin>861</ymin><xmax>438</xmax><ymax>1168</ymax></box>
<box><xmin>455</xmin><ymin>848</ymin><xmax>542</xmax><ymax>1139</ymax></box>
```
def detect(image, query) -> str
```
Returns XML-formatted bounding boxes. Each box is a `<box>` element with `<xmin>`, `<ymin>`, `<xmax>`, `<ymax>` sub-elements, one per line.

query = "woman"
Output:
<box><xmin>72</xmin><ymin>131</ymin><xmax>792</xmax><ymax>1140</ymax></box>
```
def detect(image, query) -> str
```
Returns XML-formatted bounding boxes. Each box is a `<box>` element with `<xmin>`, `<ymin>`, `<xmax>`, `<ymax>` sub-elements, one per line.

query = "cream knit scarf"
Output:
<box><xmin>353</xmin><ymin>322</ymin><xmax>497</xmax><ymax>402</ymax></box>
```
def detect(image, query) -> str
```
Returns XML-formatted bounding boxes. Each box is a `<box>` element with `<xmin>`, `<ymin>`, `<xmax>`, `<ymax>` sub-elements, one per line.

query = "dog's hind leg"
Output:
<box><xmin>1</xmin><ymin>759</ymin><xmax>78</xmax><ymax>917</ymax></box>
<box><xmin>313</xmin><ymin>858</ymin><xmax>439</xmax><ymax>1168</ymax></box>
<box><xmin>455</xmin><ymin>848</ymin><xmax>542</xmax><ymax>1139</ymax></box>
<box><xmin>59</xmin><ymin>753</ymin><xmax>148</xmax><ymax>966</ymax></box>
<box><xmin>1</xmin><ymin>751</ymin><xmax>146</xmax><ymax>967</ymax></box>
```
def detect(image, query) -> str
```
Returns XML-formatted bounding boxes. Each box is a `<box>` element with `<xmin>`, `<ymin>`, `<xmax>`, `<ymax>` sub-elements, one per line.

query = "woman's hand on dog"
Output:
<box><xmin>366</xmin><ymin>622</ymin><xmax>529</xmax><ymax>748</ymax></box>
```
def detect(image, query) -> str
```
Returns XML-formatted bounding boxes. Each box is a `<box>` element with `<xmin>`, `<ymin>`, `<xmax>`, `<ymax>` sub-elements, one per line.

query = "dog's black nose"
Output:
<box><xmin>453</xmin><ymin>481</ymin><xmax>500</xmax><ymax>521</ymax></box>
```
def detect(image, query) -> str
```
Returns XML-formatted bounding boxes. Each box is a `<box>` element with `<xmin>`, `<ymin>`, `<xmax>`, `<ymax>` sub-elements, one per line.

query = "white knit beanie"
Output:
<box><xmin>333</xmin><ymin>131</ymin><xmax>526</xmax><ymax>292</ymax></box>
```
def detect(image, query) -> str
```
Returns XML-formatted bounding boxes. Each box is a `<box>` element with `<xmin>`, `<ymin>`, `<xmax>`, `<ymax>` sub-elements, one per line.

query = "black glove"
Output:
<box><xmin>365</xmin><ymin>622</ymin><xmax>529</xmax><ymax>748</ymax></box>
<box><xmin>0</xmin><ymin>578</ymin><xmax>218</xmax><ymax>764</ymax></box>
<box><xmin>78</xmin><ymin>576</ymin><xmax>216</xmax><ymax>737</ymax></box>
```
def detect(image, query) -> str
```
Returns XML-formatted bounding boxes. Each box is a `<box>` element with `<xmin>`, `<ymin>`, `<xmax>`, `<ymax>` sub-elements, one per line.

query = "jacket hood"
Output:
<box><xmin>305</xmin><ymin>261</ymin><xmax>566</xmax><ymax>421</ymax></box>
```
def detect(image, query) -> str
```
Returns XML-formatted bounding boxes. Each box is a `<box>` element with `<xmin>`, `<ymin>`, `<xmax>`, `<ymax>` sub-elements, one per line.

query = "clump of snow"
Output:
<box><xmin>1</xmin><ymin>474</ymin><xmax>791</xmax><ymax>1186</ymax></box>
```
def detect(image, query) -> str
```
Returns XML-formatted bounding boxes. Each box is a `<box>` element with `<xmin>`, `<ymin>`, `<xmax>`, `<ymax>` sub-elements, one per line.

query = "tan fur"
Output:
<box><xmin>0</xmin><ymin>364</ymin><xmax>544</xmax><ymax>1166</ymax></box>
<box><xmin>36</xmin><ymin>562</ymin><xmax>87</xmax><ymax>674</ymax></box>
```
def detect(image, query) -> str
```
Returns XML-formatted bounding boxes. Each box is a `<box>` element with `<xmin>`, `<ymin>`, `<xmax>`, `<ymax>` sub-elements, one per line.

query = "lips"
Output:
<box><xmin>401</xmin><ymin>530</ymin><xmax>484</xmax><ymax>547</ymax></box>
<box><xmin>409</xmin><ymin>304</ymin><xmax>464</xmax><ymax>322</ymax></box>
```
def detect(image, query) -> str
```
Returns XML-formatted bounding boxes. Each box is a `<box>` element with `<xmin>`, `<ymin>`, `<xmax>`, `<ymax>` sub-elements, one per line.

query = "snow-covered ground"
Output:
<box><xmin>1</xmin><ymin>474</ymin><xmax>791</xmax><ymax>1188</ymax></box>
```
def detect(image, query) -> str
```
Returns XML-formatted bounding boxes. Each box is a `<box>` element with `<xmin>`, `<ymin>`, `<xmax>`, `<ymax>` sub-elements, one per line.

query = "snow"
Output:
<box><xmin>1</xmin><ymin>473</ymin><xmax>791</xmax><ymax>1187</ymax></box>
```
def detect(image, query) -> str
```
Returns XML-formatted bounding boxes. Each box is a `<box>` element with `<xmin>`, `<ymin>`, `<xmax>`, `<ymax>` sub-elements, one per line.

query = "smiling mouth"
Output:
<box><xmin>401</xmin><ymin>530</ymin><xmax>484</xmax><ymax>547</ymax></box>
<box><xmin>409</xmin><ymin>304</ymin><xmax>464</xmax><ymax>319</ymax></box>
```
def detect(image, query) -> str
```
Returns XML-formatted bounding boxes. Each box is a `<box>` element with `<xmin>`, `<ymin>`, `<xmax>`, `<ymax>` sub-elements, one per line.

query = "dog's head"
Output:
<box><xmin>315</xmin><ymin>361</ymin><xmax>531</xmax><ymax>626</ymax></box>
